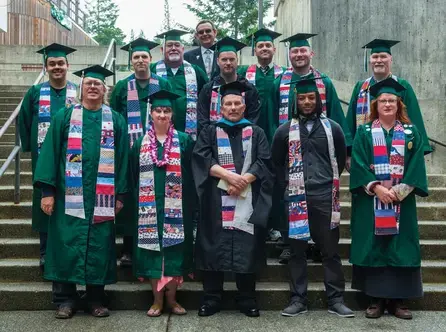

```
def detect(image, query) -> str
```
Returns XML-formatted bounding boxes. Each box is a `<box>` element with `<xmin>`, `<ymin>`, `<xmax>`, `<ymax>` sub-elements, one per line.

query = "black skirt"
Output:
<box><xmin>351</xmin><ymin>265</ymin><xmax>423</xmax><ymax>299</ymax></box>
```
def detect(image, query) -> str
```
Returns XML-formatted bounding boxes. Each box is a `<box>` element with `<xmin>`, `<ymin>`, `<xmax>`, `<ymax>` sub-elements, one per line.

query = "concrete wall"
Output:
<box><xmin>274</xmin><ymin>0</ymin><xmax>446</xmax><ymax>173</ymax></box>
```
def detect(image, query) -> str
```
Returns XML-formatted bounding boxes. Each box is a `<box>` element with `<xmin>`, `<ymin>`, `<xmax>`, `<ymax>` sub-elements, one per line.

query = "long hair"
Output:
<box><xmin>291</xmin><ymin>91</ymin><xmax>323</xmax><ymax>119</ymax></box>
<box><xmin>368</xmin><ymin>97</ymin><xmax>411</xmax><ymax>124</ymax></box>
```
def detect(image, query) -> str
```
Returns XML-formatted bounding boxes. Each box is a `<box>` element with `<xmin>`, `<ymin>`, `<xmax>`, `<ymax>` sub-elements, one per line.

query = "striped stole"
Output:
<box><xmin>245</xmin><ymin>64</ymin><xmax>283</xmax><ymax>86</ymax></box>
<box><xmin>370</xmin><ymin>119</ymin><xmax>405</xmax><ymax>235</ymax></box>
<box><xmin>217</xmin><ymin>126</ymin><xmax>254</xmax><ymax>235</ymax></box>
<box><xmin>65</xmin><ymin>104</ymin><xmax>115</xmax><ymax>223</ymax></box>
<box><xmin>38</xmin><ymin>81</ymin><xmax>76</xmax><ymax>153</ymax></box>
<box><xmin>137</xmin><ymin>127</ymin><xmax>184</xmax><ymax>251</ymax></box>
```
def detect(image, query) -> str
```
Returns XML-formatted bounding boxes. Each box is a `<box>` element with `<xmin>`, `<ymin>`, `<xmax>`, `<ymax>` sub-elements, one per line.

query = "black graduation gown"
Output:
<box><xmin>196</xmin><ymin>75</ymin><xmax>261</xmax><ymax>135</ymax></box>
<box><xmin>192</xmin><ymin>123</ymin><xmax>273</xmax><ymax>273</ymax></box>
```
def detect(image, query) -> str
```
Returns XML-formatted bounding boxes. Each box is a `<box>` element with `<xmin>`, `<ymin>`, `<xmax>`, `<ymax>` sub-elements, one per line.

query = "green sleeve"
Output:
<box><xmin>150</xmin><ymin>63</ymin><xmax>157</xmax><ymax>73</ymax></box>
<box><xmin>349</xmin><ymin>125</ymin><xmax>376</xmax><ymax>192</ymax></box>
<box><xmin>18</xmin><ymin>86</ymin><xmax>35</xmax><ymax>152</ymax></box>
<box><xmin>324</xmin><ymin>77</ymin><xmax>353</xmax><ymax>147</ymax></box>
<box><xmin>194</xmin><ymin>65</ymin><xmax>209</xmax><ymax>92</ymax></box>
<box><xmin>159</xmin><ymin>76</ymin><xmax>173</xmax><ymax>91</ymax></box>
<box><xmin>109</xmin><ymin>80</ymin><xmax>124</xmax><ymax>114</ymax></box>
<box><xmin>400</xmin><ymin>80</ymin><xmax>432</xmax><ymax>154</ymax></box>
<box><xmin>33</xmin><ymin>108</ymin><xmax>66</xmax><ymax>189</ymax></box>
<box><xmin>114</xmin><ymin>111</ymin><xmax>129</xmax><ymax>195</ymax></box>
<box><xmin>237</xmin><ymin>65</ymin><xmax>248</xmax><ymax>78</ymax></box>
<box><xmin>346</xmin><ymin>81</ymin><xmax>361</xmax><ymax>140</ymax></box>
<box><xmin>402</xmin><ymin>127</ymin><xmax>428</xmax><ymax>197</ymax></box>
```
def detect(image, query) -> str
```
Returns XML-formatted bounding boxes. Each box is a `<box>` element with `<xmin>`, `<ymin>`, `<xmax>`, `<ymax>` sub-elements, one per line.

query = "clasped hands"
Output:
<box><xmin>225</xmin><ymin>172</ymin><xmax>251</xmax><ymax>197</ymax></box>
<box><xmin>373</xmin><ymin>184</ymin><xmax>399</xmax><ymax>204</ymax></box>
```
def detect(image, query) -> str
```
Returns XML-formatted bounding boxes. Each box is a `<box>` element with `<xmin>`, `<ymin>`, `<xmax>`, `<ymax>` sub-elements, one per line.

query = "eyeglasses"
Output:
<box><xmin>83</xmin><ymin>81</ymin><xmax>103</xmax><ymax>88</ymax></box>
<box><xmin>197</xmin><ymin>29</ymin><xmax>213</xmax><ymax>35</ymax></box>
<box><xmin>378</xmin><ymin>99</ymin><xmax>398</xmax><ymax>105</ymax></box>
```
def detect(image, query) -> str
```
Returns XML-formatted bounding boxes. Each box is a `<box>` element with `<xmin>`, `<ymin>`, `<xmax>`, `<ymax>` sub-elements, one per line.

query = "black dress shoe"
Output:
<box><xmin>119</xmin><ymin>254</ymin><xmax>132</xmax><ymax>268</ymax></box>
<box><xmin>198</xmin><ymin>304</ymin><xmax>220</xmax><ymax>317</ymax></box>
<box><xmin>240</xmin><ymin>308</ymin><xmax>260</xmax><ymax>317</ymax></box>
<box><xmin>39</xmin><ymin>256</ymin><xmax>45</xmax><ymax>273</ymax></box>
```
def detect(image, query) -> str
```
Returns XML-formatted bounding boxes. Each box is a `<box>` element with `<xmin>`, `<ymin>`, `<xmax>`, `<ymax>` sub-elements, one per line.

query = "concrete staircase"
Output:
<box><xmin>0</xmin><ymin>85</ymin><xmax>446</xmax><ymax>311</ymax></box>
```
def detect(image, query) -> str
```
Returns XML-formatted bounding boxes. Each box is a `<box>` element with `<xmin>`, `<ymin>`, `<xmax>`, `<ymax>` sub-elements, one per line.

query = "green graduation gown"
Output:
<box><xmin>349</xmin><ymin>123</ymin><xmax>428</xmax><ymax>268</ymax></box>
<box><xmin>150</xmin><ymin>62</ymin><xmax>208</xmax><ymax>133</ymax></box>
<box><xmin>238</xmin><ymin>65</ymin><xmax>286</xmax><ymax>144</ymax></box>
<box><xmin>110</xmin><ymin>73</ymin><xmax>171</xmax><ymax>236</ymax></box>
<box><xmin>18</xmin><ymin>82</ymin><xmax>76</xmax><ymax>232</ymax></box>
<box><xmin>271</xmin><ymin>71</ymin><xmax>353</xmax><ymax>147</ymax></box>
<box><xmin>346</xmin><ymin>76</ymin><xmax>432</xmax><ymax>154</ymax></box>
<box><xmin>130</xmin><ymin>132</ymin><xmax>195</xmax><ymax>279</ymax></box>
<box><xmin>33</xmin><ymin>106</ymin><xmax>129</xmax><ymax>285</ymax></box>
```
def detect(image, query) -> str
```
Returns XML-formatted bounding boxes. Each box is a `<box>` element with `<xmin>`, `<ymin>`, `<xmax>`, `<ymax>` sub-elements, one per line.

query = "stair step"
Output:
<box><xmin>0</xmin><ymin>104</ymin><xmax>20</xmax><ymax>113</ymax></box>
<box><xmin>1</xmin><ymin>237</ymin><xmax>446</xmax><ymax>260</ymax></box>
<box><xmin>0</xmin><ymin>186</ymin><xmax>33</xmax><ymax>201</ymax></box>
<box><xmin>0</xmin><ymin>281</ymin><xmax>445</xmax><ymax>310</ymax></box>
<box><xmin>0</xmin><ymin>146</ymin><xmax>31</xmax><ymax>159</ymax></box>
<box><xmin>0</xmin><ymin>91</ymin><xmax>27</xmax><ymax>98</ymax></box>
<box><xmin>0</xmin><ymin>172</ymin><xmax>32</xmax><ymax>186</ymax></box>
<box><xmin>0</xmin><ymin>97</ymin><xmax>23</xmax><ymax>104</ymax></box>
<box><xmin>0</xmin><ymin>159</ymin><xmax>32</xmax><ymax>172</ymax></box>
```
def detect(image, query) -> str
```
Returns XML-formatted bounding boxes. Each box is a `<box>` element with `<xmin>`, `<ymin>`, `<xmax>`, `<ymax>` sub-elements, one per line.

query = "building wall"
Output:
<box><xmin>0</xmin><ymin>0</ymin><xmax>96</xmax><ymax>46</ymax></box>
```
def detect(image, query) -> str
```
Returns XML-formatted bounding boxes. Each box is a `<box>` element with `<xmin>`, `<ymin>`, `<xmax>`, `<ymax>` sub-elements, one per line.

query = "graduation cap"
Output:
<box><xmin>37</xmin><ymin>43</ymin><xmax>76</xmax><ymax>66</ymax></box>
<box><xmin>121</xmin><ymin>38</ymin><xmax>159</xmax><ymax>69</ymax></box>
<box><xmin>280</xmin><ymin>33</ymin><xmax>317</xmax><ymax>49</ymax></box>
<box><xmin>213</xmin><ymin>80</ymin><xmax>251</xmax><ymax>99</ymax></box>
<box><xmin>246</xmin><ymin>28</ymin><xmax>282</xmax><ymax>55</ymax></box>
<box><xmin>155</xmin><ymin>29</ymin><xmax>189</xmax><ymax>42</ymax></box>
<box><xmin>210</xmin><ymin>36</ymin><xmax>246</xmax><ymax>54</ymax></box>
<box><xmin>286</xmin><ymin>77</ymin><xmax>325</xmax><ymax>94</ymax></box>
<box><xmin>73</xmin><ymin>65</ymin><xmax>114</xmax><ymax>100</ymax></box>
<box><xmin>369</xmin><ymin>77</ymin><xmax>406</xmax><ymax>98</ymax></box>
<box><xmin>148</xmin><ymin>89</ymin><xmax>181</xmax><ymax>109</ymax></box>
<box><xmin>362</xmin><ymin>38</ymin><xmax>400</xmax><ymax>72</ymax></box>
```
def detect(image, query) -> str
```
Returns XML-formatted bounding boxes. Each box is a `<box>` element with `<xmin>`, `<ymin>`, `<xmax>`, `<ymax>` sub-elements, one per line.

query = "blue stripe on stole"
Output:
<box><xmin>221</xmin><ymin>206</ymin><xmax>236</xmax><ymax>211</ymax></box>
<box><xmin>98</xmin><ymin>157</ymin><xmax>114</xmax><ymax>164</ymax></box>
<box><xmin>65</xmin><ymin>177</ymin><xmax>82</xmax><ymax>187</ymax></box>
<box><xmin>374</xmin><ymin>155</ymin><xmax>389</xmax><ymax>164</ymax></box>
<box><xmin>96</xmin><ymin>176</ymin><xmax>114</xmax><ymax>184</ymax></box>
<box><xmin>289</xmin><ymin>194</ymin><xmax>306</xmax><ymax>202</ymax></box>
<box><xmin>289</xmin><ymin>227</ymin><xmax>309</xmax><ymax>237</ymax></box>
<box><xmin>65</xmin><ymin>201</ymin><xmax>84</xmax><ymax>209</ymax></box>
<box><xmin>375</xmin><ymin>209</ymin><xmax>396</xmax><ymax>217</ymax></box>
<box><xmin>40</xmin><ymin>89</ymin><xmax>51</xmax><ymax>96</ymax></box>
<box><xmin>39</xmin><ymin>114</ymin><xmax>51</xmax><ymax>121</ymax></box>
<box><xmin>139</xmin><ymin>201</ymin><xmax>156</xmax><ymax>207</ymax></box>
<box><xmin>393</xmin><ymin>131</ymin><xmax>405</xmax><ymax>140</ymax></box>
<box><xmin>217</xmin><ymin>138</ymin><xmax>230</xmax><ymax>146</ymax></box>
<box><xmin>128</xmin><ymin>116</ymin><xmax>141</xmax><ymax>124</ymax></box>
<box><xmin>165</xmin><ymin>217</ymin><xmax>183</xmax><ymax>225</ymax></box>
<box><xmin>375</xmin><ymin>174</ymin><xmax>390</xmax><ymax>181</ymax></box>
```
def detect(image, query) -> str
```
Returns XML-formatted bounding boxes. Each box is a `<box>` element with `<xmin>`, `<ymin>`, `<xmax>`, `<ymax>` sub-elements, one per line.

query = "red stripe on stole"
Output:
<box><xmin>40</xmin><ymin>100</ymin><xmax>50</xmax><ymax>106</ymax></box>
<box><xmin>375</xmin><ymin>216</ymin><xmax>397</xmax><ymax>228</ymax></box>
<box><xmin>222</xmin><ymin>164</ymin><xmax>235</xmax><ymax>170</ymax></box>
<box><xmin>95</xmin><ymin>184</ymin><xmax>114</xmax><ymax>195</ymax></box>
<box><xmin>289</xmin><ymin>213</ymin><xmax>308</xmax><ymax>222</ymax></box>
<box><xmin>373</xmin><ymin>145</ymin><xmax>387</xmax><ymax>155</ymax></box>
<box><xmin>139</xmin><ymin>195</ymin><xmax>155</xmax><ymax>203</ymax></box>
<box><xmin>169</xmin><ymin>152</ymin><xmax>181</xmax><ymax>159</ymax></box>
<box><xmin>166</xmin><ymin>164</ymin><xmax>181</xmax><ymax>172</ymax></box>
<box><xmin>393</xmin><ymin>139</ymin><xmax>405</xmax><ymax>145</ymax></box>
<box><xmin>69</xmin><ymin>138</ymin><xmax>82</xmax><ymax>149</ymax></box>
<box><xmin>222</xmin><ymin>211</ymin><xmax>235</xmax><ymax>221</ymax></box>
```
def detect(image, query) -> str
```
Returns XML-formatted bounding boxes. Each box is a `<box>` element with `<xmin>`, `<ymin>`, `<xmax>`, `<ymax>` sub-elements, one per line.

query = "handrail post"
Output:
<box><xmin>14</xmin><ymin>116</ymin><xmax>21</xmax><ymax>204</ymax></box>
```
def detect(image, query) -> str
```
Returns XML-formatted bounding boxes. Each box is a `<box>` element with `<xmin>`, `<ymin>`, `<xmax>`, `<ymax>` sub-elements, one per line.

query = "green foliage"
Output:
<box><xmin>184</xmin><ymin>0</ymin><xmax>274</xmax><ymax>40</ymax></box>
<box><xmin>85</xmin><ymin>0</ymin><xmax>126</xmax><ymax>45</ymax></box>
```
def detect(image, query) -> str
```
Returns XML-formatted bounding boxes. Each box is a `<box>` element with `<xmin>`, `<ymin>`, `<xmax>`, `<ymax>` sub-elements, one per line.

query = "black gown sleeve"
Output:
<box><xmin>197</xmin><ymin>82</ymin><xmax>212</xmax><ymax>136</ymax></box>
<box><xmin>330</xmin><ymin>120</ymin><xmax>347</xmax><ymax>175</ymax></box>
<box><xmin>245</xmin><ymin>83</ymin><xmax>261</xmax><ymax>125</ymax></box>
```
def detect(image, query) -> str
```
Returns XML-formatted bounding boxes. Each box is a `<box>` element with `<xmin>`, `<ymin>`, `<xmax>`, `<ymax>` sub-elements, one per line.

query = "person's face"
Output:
<box><xmin>289</xmin><ymin>46</ymin><xmax>314</xmax><ymax>69</ymax></box>
<box><xmin>131</xmin><ymin>51</ymin><xmax>151</xmax><ymax>73</ymax></box>
<box><xmin>82</xmin><ymin>78</ymin><xmax>106</xmax><ymax>102</ymax></box>
<box><xmin>151</xmin><ymin>106</ymin><xmax>173</xmax><ymax>126</ymax></box>
<box><xmin>377</xmin><ymin>93</ymin><xmax>398</xmax><ymax>119</ymax></box>
<box><xmin>255</xmin><ymin>41</ymin><xmax>275</xmax><ymax>63</ymax></box>
<box><xmin>45</xmin><ymin>57</ymin><xmax>69</xmax><ymax>80</ymax></box>
<box><xmin>195</xmin><ymin>22</ymin><xmax>217</xmax><ymax>48</ymax></box>
<box><xmin>221</xmin><ymin>94</ymin><xmax>245</xmax><ymax>122</ymax></box>
<box><xmin>217</xmin><ymin>51</ymin><xmax>237</xmax><ymax>75</ymax></box>
<box><xmin>297</xmin><ymin>92</ymin><xmax>317</xmax><ymax>116</ymax></box>
<box><xmin>370</xmin><ymin>52</ymin><xmax>392</xmax><ymax>76</ymax></box>
<box><xmin>163</xmin><ymin>41</ymin><xmax>184</xmax><ymax>62</ymax></box>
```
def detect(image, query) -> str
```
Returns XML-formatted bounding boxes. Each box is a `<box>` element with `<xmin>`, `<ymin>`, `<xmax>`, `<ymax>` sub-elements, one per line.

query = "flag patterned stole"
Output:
<box><xmin>278</xmin><ymin>66</ymin><xmax>327</xmax><ymax>126</ymax></box>
<box><xmin>155</xmin><ymin>60</ymin><xmax>198</xmax><ymax>140</ymax></box>
<box><xmin>38</xmin><ymin>81</ymin><xmax>77</xmax><ymax>154</ymax></box>
<box><xmin>137</xmin><ymin>126</ymin><xmax>184</xmax><ymax>251</ymax></box>
<box><xmin>245</xmin><ymin>64</ymin><xmax>283</xmax><ymax>86</ymax></box>
<box><xmin>216</xmin><ymin>126</ymin><xmax>254</xmax><ymax>235</ymax></box>
<box><xmin>65</xmin><ymin>104</ymin><xmax>115</xmax><ymax>223</ymax></box>
<box><xmin>370</xmin><ymin>119</ymin><xmax>405</xmax><ymax>235</ymax></box>
<box><xmin>288</xmin><ymin>115</ymin><xmax>340</xmax><ymax>240</ymax></box>
<box><xmin>126</xmin><ymin>74</ymin><xmax>161</xmax><ymax>147</ymax></box>
<box><xmin>355</xmin><ymin>75</ymin><xmax>398</xmax><ymax>128</ymax></box>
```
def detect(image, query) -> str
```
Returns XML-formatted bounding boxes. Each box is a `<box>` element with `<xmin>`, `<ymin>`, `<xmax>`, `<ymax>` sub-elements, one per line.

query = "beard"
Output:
<box><xmin>167</xmin><ymin>54</ymin><xmax>181</xmax><ymax>62</ymax></box>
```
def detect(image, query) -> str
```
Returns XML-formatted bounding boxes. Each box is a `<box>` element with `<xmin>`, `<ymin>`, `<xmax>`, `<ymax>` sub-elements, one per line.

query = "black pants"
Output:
<box><xmin>39</xmin><ymin>232</ymin><xmax>47</xmax><ymax>259</ymax></box>
<box><xmin>202</xmin><ymin>271</ymin><xmax>256</xmax><ymax>309</ymax></box>
<box><xmin>122</xmin><ymin>235</ymin><xmax>133</xmax><ymax>255</ymax></box>
<box><xmin>287</xmin><ymin>193</ymin><xmax>345</xmax><ymax>306</ymax></box>
<box><xmin>52</xmin><ymin>282</ymin><xmax>105</xmax><ymax>307</ymax></box>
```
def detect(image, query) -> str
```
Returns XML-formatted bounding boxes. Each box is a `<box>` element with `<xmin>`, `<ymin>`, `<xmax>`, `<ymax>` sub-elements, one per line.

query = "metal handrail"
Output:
<box><xmin>101</xmin><ymin>39</ymin><xmax>117</xmax><ymax>86</ymax></box>
<box><xmin>338</xmin><ymin>98</ymin><xmax>445</xmax><ymax>149</ymax></box>
<box><xmin>0</xmin><ymin>70</ymin><xmax>45</xmax><ymax>203</ymax></box>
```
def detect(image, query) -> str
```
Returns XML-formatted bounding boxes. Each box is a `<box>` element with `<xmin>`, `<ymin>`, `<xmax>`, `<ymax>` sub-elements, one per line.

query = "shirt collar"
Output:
<box><xmin>201</xmin><ymin>46</ymin><xmax>213</xmax><ymax>56</ymax></box>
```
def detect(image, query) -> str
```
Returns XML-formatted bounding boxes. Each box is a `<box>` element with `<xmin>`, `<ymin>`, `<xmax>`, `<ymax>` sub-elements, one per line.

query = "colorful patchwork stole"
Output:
<box><xmin>245</xmin><ymin>64</ymin><xmax>283</xmax><ymax>86</ymax></box>
<box><xmin>126</xmin><ymin>74</ymin><xmax>161</xmax><ymax>147</ymax></box>
<box><xmin>216</xmin><ymin>126</ymin><xmax>254</xmax><ymax>235</ymax></box>
<box><xmin>156</xmin><ymin>60</ymin><xmax>198</xmax><ymax>140</ymax></box>
<box><xmin>38</xmin><ymin>81</ymin><xmax>77</xmax><ymax>153</ymax></box>
<box><xmin>288</xmin><ymin>115</ymin><xmax>340</xmax><ymax>240</ymax></box>
<box><xmin>355</xmin><ymin>75</ymin><xmax>398</xmax><ymax>128</ymax></box>
<box><xmin>279</xmin><ymin>66</ymin><xmax>327</xmax><ymax>126</ymax></box>
<box><xmin>371</xmin><ymin>119</ymin><xmax>405</xmax><ymax>235</ymax></box>
<box><xmin>138</xmin><ymin>126</ymin><xmax>184</xmax><ymax>251</ymax></box>
<box><xmin>65</xmin><ymin>104</ymin><xmax>115</xmax><ymax>223</ymax></box>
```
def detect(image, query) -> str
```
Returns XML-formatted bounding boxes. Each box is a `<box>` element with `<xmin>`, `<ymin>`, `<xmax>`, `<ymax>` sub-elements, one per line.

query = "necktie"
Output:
<box><xmin>261</xmin><ymin>65</ymin><xmax>269</xmax><ymax>74</ymax></box>
<box><xmin>204</xmin><ymin>49</ymin><xmax>212</xmax><ymax>78</ymax></box>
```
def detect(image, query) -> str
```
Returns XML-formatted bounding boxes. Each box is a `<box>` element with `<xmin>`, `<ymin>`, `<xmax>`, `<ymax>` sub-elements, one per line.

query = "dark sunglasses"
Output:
<box><xmin>197</xmin><ymin>29</ymin><xmax>213</xmax><ymax>35</ymax></box>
